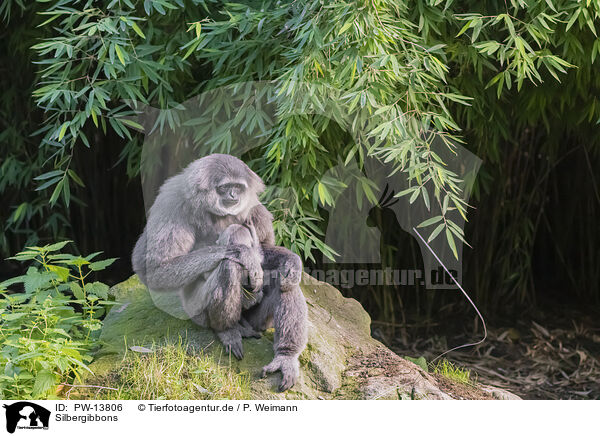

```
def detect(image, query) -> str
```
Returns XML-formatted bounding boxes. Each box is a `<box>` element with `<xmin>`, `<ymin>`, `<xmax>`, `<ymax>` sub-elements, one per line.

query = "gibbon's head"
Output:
<box><xmin>184</xmin><ymin>154</ymin><xmax>264</xmax><ymax>217</ymax></box>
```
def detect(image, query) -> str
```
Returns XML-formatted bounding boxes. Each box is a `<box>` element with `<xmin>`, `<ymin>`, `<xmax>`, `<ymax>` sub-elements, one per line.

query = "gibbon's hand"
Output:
<box><xmin>227</xmin><ymin>244</ymin><xmax>263</xmax><ymax>292</ymax></box>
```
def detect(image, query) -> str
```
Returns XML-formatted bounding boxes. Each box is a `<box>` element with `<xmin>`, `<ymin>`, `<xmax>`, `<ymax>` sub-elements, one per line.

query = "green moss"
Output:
<box><xmin>331</xmin><ymin>378</ymin><xmax>362</xmax><ymax>400</ymax></box>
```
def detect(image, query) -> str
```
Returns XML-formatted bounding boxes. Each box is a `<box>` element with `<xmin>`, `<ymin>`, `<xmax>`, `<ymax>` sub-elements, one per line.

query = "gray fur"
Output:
<box><xmin>132</xmin><ymin>154</ymin><xmax>307</xmax><ymax>391</ymax></box>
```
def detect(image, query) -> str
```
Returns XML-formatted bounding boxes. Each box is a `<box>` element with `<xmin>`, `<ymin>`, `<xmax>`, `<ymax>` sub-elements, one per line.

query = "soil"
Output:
<box><xmin>431</xmin><ymin>374</ymin><xmax>492</xmax><ymax>400</ymax></box>
<box><xmin>380</xmin><ymin>307</ymin><xmax>600</xmax><ymax>400</ymax></box>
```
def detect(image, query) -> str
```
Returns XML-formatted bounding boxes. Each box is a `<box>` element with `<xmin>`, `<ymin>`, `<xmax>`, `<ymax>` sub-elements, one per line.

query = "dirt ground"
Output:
<box><xmin>379</xmin><ymin>308</ymin><xmax>600</xmax><ymax>400</ymax></box>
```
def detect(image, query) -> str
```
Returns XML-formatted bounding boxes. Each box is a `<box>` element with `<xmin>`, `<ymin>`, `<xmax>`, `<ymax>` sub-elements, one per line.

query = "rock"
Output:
<box><xmin>91</xmin><ymin>274</ymin><xmax>517</xmax><ymax>400</ymax></box>
<box><xmin>480</xmin><ymin>385</ymin><xmax>523</xmax><ymax>400</ymax></box>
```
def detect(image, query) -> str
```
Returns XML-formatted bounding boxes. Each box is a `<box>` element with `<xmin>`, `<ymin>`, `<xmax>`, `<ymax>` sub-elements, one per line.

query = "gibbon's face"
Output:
<box><xmin>212</xmin><ymin>178</ymin><xmax>251</xmax><ymax>216</ymax></box>
<box><xmin>185</xmin><ymin>154</ymin><xmax>263</xmax><ymax>217</ymax></box>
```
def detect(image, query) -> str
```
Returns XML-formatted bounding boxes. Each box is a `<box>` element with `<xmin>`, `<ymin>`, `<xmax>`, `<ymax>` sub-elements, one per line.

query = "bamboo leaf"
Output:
<box><xmin>418</xmin><ymin>216</ymin><xmax>443</xmax><ymax>228</ymax></box>
<box><xmin>446</xmin><ymin>228</ymin><xmax>458</xmax><ymax>259</ymax></box>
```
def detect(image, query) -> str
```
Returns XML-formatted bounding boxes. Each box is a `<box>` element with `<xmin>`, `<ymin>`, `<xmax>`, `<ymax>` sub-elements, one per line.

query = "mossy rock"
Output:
<box><xmin>90</xmin><ymin>274</ymin><xmax>515</xmax><ymax>400</ymax></box>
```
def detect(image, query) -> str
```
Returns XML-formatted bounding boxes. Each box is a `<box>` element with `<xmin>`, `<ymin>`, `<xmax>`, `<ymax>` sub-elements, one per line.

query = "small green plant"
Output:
<box><xmin>0</xmin><ymin>241</ymin><xmax>117</xmax><ymax>399</ymax></box>
<box><xmin>404</xmin><ymin>355</ymin><xmax>429</xmax><ymax>372</ymax></box>
<box><xmin>75</xmin><ymin>340</ymin><xmax>251</xmax><ymax>400</ymax></box>
<box><xmin>432</xmin><ymin>359</ymin><xmax>475</xmax><ymax>386</ymax></box>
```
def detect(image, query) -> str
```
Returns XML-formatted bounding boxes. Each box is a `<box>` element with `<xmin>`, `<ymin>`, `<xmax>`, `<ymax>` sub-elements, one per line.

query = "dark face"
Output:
<box><xmin>216</xmin><ymin>181</ymin><xmax>247</xmax><ymax>212</ymax></box>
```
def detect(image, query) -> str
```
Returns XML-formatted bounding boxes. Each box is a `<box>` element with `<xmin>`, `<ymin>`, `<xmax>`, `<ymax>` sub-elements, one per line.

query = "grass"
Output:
<box><xmin>431</xmin><ymin>359</ymin><xmax>475</xmax><ymax>386</ymax></box>
<box><xmin>70</xmin><ymin>339</ymin><xmax>252</xmax><ymax>400</ymax></box>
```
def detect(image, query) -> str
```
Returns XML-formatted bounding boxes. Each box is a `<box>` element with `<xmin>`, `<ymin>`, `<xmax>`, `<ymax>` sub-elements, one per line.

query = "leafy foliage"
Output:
<box><xmin>24</xmin><ymin>0</ymin><xmax>476</xmax><ymax>258</ymax></box>
<box><xmin>0</xmin><ymin>241</ymin><xmax>116</xmax><ymax>399</ymax></box>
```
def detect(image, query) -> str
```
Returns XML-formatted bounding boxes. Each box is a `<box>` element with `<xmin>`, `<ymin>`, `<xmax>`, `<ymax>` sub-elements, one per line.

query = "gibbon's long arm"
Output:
<box><xmin>146</xmin><ymin>246</ymin><xmax>242</xmax><ymax>290</ymax></box>
<box><xmin>136</xmin><ymin>221</ymin><xmax>259</xmax><ymax>290</ymax></box>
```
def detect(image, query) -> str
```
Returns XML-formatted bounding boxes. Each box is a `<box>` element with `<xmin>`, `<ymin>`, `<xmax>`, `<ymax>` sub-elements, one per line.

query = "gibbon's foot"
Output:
<box><xmin>237</xmin><ymin>319</ymin><xmax>262</xmax><ymax>339</ymax></box>
<box><xmin>261</xmin><ymin>355</ymin><xmax>300</xmax><ymax>392</ymax></box>
<box><xmin>216</xmin><ymin>328</ymin><xmax>244</xmax><ymax>359</ymax></box>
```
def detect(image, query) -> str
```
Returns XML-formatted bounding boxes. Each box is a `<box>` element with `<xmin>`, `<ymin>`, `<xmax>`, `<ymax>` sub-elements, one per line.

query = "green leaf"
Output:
<box><xmin>428</xmin><ymin>223</ymin><xmax>445</xmax><ymax>242</ymax></box>
<box><xmin>68</xmin><ymin>170</ymin><xmax>85</xmax><ymax>187</ymax></box>
<box><xmin>32</xmin><ymin>370</ymin><xmax>56</xmax><ymax>397</ymax></box>
<box><xmin>183</xmin><ymin>38</ymin><xmax>201</xmax><ymax>60</ymax></box>
<box><xmin>338</xmin><ymin>20</ymin><xmax>353</xmax><ymax>34</ymax></box>
<box><xmin>395</xmin><ymin>187</ymin><xmax>417</xmax><ymax>198</ymax></box>
<box><xmin>2</xmin><ymin>313</ymin><xmax>27</xmax><ymax>321</ymax></box>
<box><xmin>422</xmin><ymin>187</ymin><xmax>430</xmax><ymax>210</ymax></box>
<box><xmin>34</xmin><ymin>170</ymin><xmax>64</xmax><ymax>181</ymax></box>
<box><xmin>12</xmin><ymin>202</ymin><xmax>27</xmax><ymax>223</ymax></box>
<box><xmin>544</xmin><ymin>0</ymin><xmax>557</xmax><ymax>12</ymax></box>
<box><xmin>566</xmin><ymin>9</ymin><xmax>580</xmax><ymax>32</ymax></box>
<box><xmin>120</xmin><ymin>119</ymin><xmax>144</xmax><ymax>131</ymax></box>
<box><xmin>22</xmin><ymin>268</ymin><xmax>57</xmax><ymax>294</ymax></box>
<box><xmin>35</xmin><ymin>176</ymin><xmax>62</xmax><ymax>191</ymax></box>
<box><xmin>456</xmin><ymin>20</ymin><xmax>473</xmax><ymax>37</ymax></box>
<box><xmin>45</xmin><ymin>240</ymin><xmax>71</xmax><ymax>252</ymax></box>
<box><xmin>317</xmin><ymin>182</ymin><xmax>326</xmax><ymax>205</ymax></box>
<box><xmin>114</xmin><ymin>44</ymin><xmax>126</xmax><ymax>66</ymax></box>
<box><xmin>131</xmin><ymin>22</ymin><xmax>145</xmax><ymax>39</ymax></box>
<box><xmin>91</xmin><ymin>110</ymin><xmax>99</xmax><ymax>127</ymax></box>
<box><xmin>47</xmin><ymin>265</ymin><xmax>69</xmax><ymax>282</ymax></box>
<box><xmin>49</xmin><ymin>179</ymin><xmax>64</xmax><ymax>205</ymax></box>
<box><xmin>446</xmin><ymin>228</ymin><xmax>458</xmax><ymax>259</ymax></box>
<box><xmin>88</xmin><ymin>258</ymin><xmax>117</xmax><ymax>271</ymax></box>
<box><xmin>58</xmin><ymin>122</ymin><xmax>69</xmax><ymax>141</ymax></box>
<box><xmin>409</xmin><ymin>188</ymin><xmax>420</xmax><ymax>204</ymax></box>
<box><xmin>70</xmin><ymin>282</ymin><xmax>85</xmax><ymax>300</ymax></box>
<box><xmin>404</xmin><ymin>356</ymin><xmax>428</xmax><ymax>372</ymax></box>
<box><xmin>417</xmin><ymin>216</ymin><xmax>443</xmax><ymax>228</ymax></box>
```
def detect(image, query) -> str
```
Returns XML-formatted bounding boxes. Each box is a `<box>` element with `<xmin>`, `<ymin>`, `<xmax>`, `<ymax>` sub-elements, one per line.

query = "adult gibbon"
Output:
<box><xmin>132</xmin><ymin>154</ymin><xmax>307</xmax><ymax>391</ymax></box>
